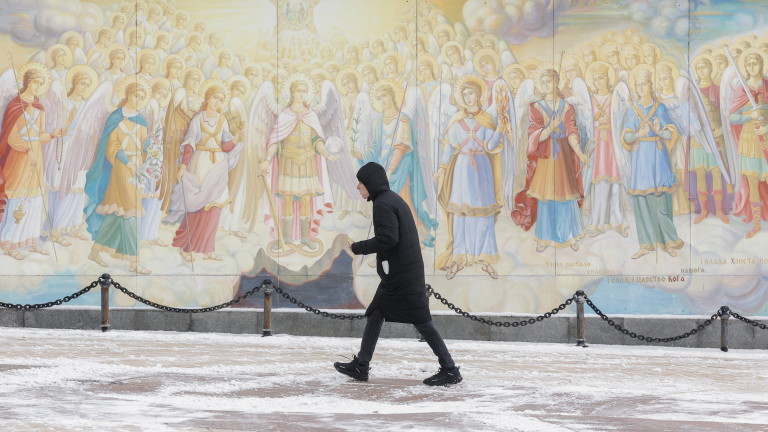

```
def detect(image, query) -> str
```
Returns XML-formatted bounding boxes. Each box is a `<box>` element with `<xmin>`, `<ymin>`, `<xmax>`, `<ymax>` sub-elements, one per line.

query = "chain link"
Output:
<box><xmin>727</xmin><ymin>309</ymin><xmax>768</xmax><ymax>330</ymax></box>
<box><xmin>110</xmin><ymin>280</ymin><xmax>261</xmax><ymax>313</ymax></box>
<box><xmin>0</xmin><ymin>280</ymin><xmax>100</xmax><ymax>310</ymax></box>
<box><xmin>272</xmin><ymin>285</ymin><xmax>366</xmax><ymax>320</ymax></box>
<box><xmin>427</xmin><ymin>285</ymin><xmax>575</xmax><ymax>327</ymax></box>
<box><xmin>583</xmin><ymin>295</ymin><xmax>726</xmax><ymax>342</ymax></box>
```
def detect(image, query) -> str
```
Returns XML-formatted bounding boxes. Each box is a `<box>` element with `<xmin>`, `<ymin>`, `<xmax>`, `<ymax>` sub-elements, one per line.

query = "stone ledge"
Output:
<box><xmin>0</xmin><ymin>307</ymin><xmax>765</xmax><ymax>350</ymax></box>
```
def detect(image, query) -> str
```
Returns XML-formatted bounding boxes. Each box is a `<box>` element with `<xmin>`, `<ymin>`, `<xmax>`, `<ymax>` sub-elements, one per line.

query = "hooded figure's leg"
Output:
<box><xmin>356</xmin><ymin>308</ymin><xmax>385</xmax><ymax>366</ymax></box>
<box><xmin>413</xmin><ymin>320</ymin><xmax>455</xmax><ymax>369</ymax></box>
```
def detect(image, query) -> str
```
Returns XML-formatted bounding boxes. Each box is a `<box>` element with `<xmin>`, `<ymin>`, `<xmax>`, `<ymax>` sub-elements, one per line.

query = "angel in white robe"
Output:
<box><xmin>61</xmin><ymin>32</ymin><xmax>87</xmax><ymax>66</ymax></box>
<box><xmin>219</xmin><ymin>78</ymin><xmax>250</xmax><ymax>238</ymax></box>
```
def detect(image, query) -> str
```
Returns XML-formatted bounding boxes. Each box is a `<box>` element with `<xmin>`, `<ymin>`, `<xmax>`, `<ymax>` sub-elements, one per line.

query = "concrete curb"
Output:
<box><xmin>1</xmin><ymin>307</ymin><xmax>766</xmax><ymax>349</ymax></box>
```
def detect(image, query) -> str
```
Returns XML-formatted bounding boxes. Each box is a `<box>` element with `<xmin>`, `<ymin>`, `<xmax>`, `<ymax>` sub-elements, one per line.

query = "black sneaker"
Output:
<box><xmin>423</xmin><ymin>366</ymin><xmax>462</xmax><ymax>386</ymax></box>
<box><xmin>334</xmin><ymin>356</ymin><xmax>370</xmax><ymax>382</ymax></box>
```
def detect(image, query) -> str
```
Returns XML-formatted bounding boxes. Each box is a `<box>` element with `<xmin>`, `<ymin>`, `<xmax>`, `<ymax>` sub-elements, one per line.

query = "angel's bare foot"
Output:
<box><xmin>88</xmin><ymin>251</ymin><xmax>108</xmax><ymax>267</ymax></box>
<box><xmin>631</xmin><ymin>248</ymin><xmax>650</xmax><ymax>259</ymax></box>
<box><xmin>232</xmin><ymin>231</ymin><xmax>247</xmax><ymax>239</ymax></box>
<box><xmin>4</xmin><ymin>248</ymin><xmax>25</xmax><ymax>260</ymax></box>
<box><xmin>51</xmin><ymin>233</ymin><xmax>71</xmax><ymax>246</ymax></box>
<box><xmin>203</xmin><ymin>253</ymin><xmax>223</xmax><ymax>261</ymax></box>
<box><xmin>129</xmin><ymin>264</ymin><xmax>152</xmax><ymax>275</ymax></box>
<box><xmin>29</xmin><ymin>245</ymin><xmax>50</xmax><ymax>256</ymax></box>
<box><xmin>179</xmin><ymin>250</ymin><xmax>194</xmax><ymax>262</ymax></box>
<box><xmin>337</xmin><ymin>210</ymin><xmax>351</xmax><ymax>221</ymax></box>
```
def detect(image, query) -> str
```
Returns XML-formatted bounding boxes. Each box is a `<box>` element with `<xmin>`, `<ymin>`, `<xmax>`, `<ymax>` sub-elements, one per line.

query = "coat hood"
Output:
<box><xmin>356</xmin><ymin>162</ymin><xmax>390</xmax><ymax>201</ymax></box>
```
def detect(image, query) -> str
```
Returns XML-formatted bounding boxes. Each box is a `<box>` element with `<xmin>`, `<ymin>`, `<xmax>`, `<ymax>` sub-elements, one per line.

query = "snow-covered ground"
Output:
<box><xmin>1</xmin><ymin>328</ymin><xmax>766</xmax><ymax>432</ymax></box>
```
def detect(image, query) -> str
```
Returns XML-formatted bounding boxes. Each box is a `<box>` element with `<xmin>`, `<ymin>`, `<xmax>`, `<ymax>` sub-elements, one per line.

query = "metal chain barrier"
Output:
<box><xmin>110</xmin><ymin>280</ymin><xmax>262</xmax><ymax>313</ymax></box>
<box><xmin>727</xmin><ymin>309</ymin><xmax>768</xmax><ymax>330</ymax></box>
<box><xmin>427</xmin><ymin>285</ymin><xmax>576</xmax><ymax>327</ymax></box>
<box><xmin>272</xmin><ymin>285</ymin><xmax>366</xmax><ymax>320</ymax></box>
<box><xmin>0</xmin><ymin>280</ymin><xmax>100</xmax><ymax>309</ymax></box>
<box><xmin>584</xmin><ymin>294</ymin><xmax>727</xmax><ymax>342</ymax></box>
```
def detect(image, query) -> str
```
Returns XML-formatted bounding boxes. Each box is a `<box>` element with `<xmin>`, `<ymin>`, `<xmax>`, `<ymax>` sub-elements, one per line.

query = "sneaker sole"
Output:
<box><xmin>334</xmin><ymin>364</ymin><xmax>369</xmax><ymax>382</ymax></box>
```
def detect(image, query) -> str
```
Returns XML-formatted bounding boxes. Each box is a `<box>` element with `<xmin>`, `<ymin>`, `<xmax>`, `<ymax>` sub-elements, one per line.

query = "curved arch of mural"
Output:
<box><xmin>1</xmin><ymin>0</ymin><xmax>767</xmax><ymax>316</ymax></box>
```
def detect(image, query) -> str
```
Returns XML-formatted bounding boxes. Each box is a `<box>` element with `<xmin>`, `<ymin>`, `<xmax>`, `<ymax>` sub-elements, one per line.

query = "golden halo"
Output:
<box><xmin>148</xmin><ymin>77</ymin><xmax>172</xmax><ymax>107</ymax></box>
<box><xmin>434</xmin><ymin>23</ymin><xmax>455</xmax><ymax>41</ymax></box>
<box><xmin>641</xmin><ymin>43</ymin><xmax>662</xmax><ymax>65</ymax></box>
<box><xmin>65</xmin><ymin>64</ymin><xmax>98</xmax><ymax>98</ymax></box>
<box><xmin>116</xmin><ymin>75</ymin><xmax>151</xmax><ymax>110</ymax></box>
<box><xmin>691</xmin><ymin>53</ymin><xmax>719</xmax><ymax>83</ymax></box>
<box><xmin>17</xmin><ymin>62</ymin><xmax>51</xmax><ymax>96</ymax></box>
<box><xmin>655</xmin><ymin>60</ymin><xmax>679</xmax><ymax>91</ymax></box>
<box><xmin>381</xmin><ymin>51</ymin><xmax>403</xmax><ymax>76</ymax></box>
<box><xmin>473</xmin><ymin>48</ymin><xmax>501</xmax><ymax>78</ymax></box>
<box><xmin>441</xmin><ymin>41</ymin><xmax>464</xmax><ymax>63</ymax></box>
<box><xmin>226</xmin><ymin>74</ymin><xmax>252</xmax><ymax>101</ymax></box>
<box><xmin>370</xmin><ymin>78</ymin><xmax>404</xmax><ymax>113</ymax></box>
<box><xmin>336</xmin><ymin>67</ymin><xmax>363</xmax><ymax>95</ymax></box>
<box><xmin>561</xmin><ymin>54</ymin><xmax>585</xmax><ymax>88</ymax></box>
<box><xmin>483</xmin><ymin>34</ymin><xmax>499</xmax><ymax>50</ymax></box>
<box><xmin>735</xmin><ymin>35</ymin><xmax>756</xmax><ymax>50</ymax></box>
<box><xmin>186</xmin><ymin>31</ymin><xmax>203</xmax><ymax>47</ymax></box>
<box><xmin>502</xmin><ymin>63</ymin><xmax>528</xmax><ymax>82</ymax></box>
<box><xmin>521</xmin><ymin>58</ymin><xmax>542</xmax><ymax>74</ymax></box>
<box><xmin>109</xmin><ymin>12</ymin><xmax>126</xmax><ymax>26</ymax></box>
<box><xmin>105</xmin><ymin>44</ymin><xmax>128</xmax><ymax>61</ymax></box>
<box><xmin>739</xmin><ymin>47</ymin><xmax>767</xmax><ymax>79</ymax></box>
<box><xmin>137</xmin><ymin>49</ymin><xmax>161</xmax><ymax>74</ymax></box>
<box><xmin>628</xmin><ymin>64</ymin><xmax>655</xmax><ymax>94</ymax></box>
<box><xmin>58</xmin><ymin>31</ymin><xmax>84</xmax><ymax>48</ymax></box>
<box><xmin>358</xmin><ymin>61</ymin><xmax>380</xmax><ymax>78</ymax></box>
<box><xmin>310</xmin><ymin>67</ymin><xmax>330</xmax><ymax>83</ymax></box>
<box><xmin>126</xmin><ymin>26</ymin><xmax>145</xmax><ymax>45</ymax></box>
<box><xmin>620</xmin><ymin>43</ymin><xmax>642</xmax><ymax>68</ymax></box>
<box><xmin>416</xmin><ymin>54</ymin><xmax>439</xmax><ymax>79</ymax></box>
<box><xmin>584</xmin><ymin>61</ymin><xmax>617</xmax><ymax>92</ymax></box>
<box><xmin>46</xmin><ymin>44</ymin><xmax>73</xmax><ymax>69</ymax></box>
<box><xmin>466</xmin><ymin>35</ymin><xmax>484</xmax><ymax>51</ymax></box>
<box><xmin>162</xmin><ymin>54</ymin><xmax>185</xmax><ymax>75</ymax></box>
<box><xmin>199</xmin><ymin>78</ymin><xmax>230</xmax><ymax>107</ymax></box>
<box><xmin>453</xmin><ymin>74</ymin><xmax>487</xmax><ymax>110</ymax></box>
<box><xmin>280</xmin><ymin>73</ymin><xmax>316</xmax><ymax>105</ymax></box>
<box><xmin>154</xmin><ymin>30</ymin><xmax>171</xmax><ymax>47</ymax></box>
<box><xmin>181</xmin><ymin>67</ymin><xmax>205</xmax><ymax>87</ymax></box>
<box><xmin>533</xmin><ymin>61</ymin><xmax>560</xmax><ymax>95</ymax></box>
<box><xmin>243</xmin><ymin>62</ymin><xmax>263</xmax><ymax>81</ymax></box>
<box><xmin>214</xmin><ymin>48</ymin><xmax>234</xmax><ymax>65</ymax></box>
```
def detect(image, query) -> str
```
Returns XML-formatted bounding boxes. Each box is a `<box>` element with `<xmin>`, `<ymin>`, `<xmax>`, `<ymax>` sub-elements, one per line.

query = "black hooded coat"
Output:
<box><xmin>350</xmin><ymin>162</ymin><xmax>431</xmax><ymax>324</ymax></box>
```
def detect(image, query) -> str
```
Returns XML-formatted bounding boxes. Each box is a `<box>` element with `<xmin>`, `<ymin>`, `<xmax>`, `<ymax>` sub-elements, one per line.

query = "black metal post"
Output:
<box><xmin>575</xmin><ymin>290</ymin><xmax>588</xmax><ymax>348</ymax></box>
<box><xmin>720</xmin><ymin>306</ymin><xmax>730</xmax><ymax>352</ymax></box>
<box><xmin>99</xmin><ymin>273</ymin><xmax>111</xmax><ymax>332</ymax></box>
<box><xmin>262</xmin><ymin>279</ymin><xmax>273</xmax><ymax>337</ymax></box>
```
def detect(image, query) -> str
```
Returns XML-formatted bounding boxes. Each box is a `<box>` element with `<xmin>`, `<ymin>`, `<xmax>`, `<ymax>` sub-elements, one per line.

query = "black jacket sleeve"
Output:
<box><xmin>350</xmin><ymin>200</ymin><xmax>399</xmax><ymax>255</ymax></box>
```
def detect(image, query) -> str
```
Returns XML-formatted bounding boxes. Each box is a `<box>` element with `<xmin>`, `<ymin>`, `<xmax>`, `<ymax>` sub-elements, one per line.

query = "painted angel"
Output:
<box><xmin>655</xmin><ymin>61</ymin><xmax>732</xmax><ymax>218</ymax></box>
<box><xmin>353</xmin><ymin>79</ymin><xmax>438</xmax><ymax>248</ymax></box>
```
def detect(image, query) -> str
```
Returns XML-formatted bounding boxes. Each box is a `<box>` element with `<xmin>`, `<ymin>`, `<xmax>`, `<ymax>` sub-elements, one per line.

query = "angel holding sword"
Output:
<box><xmin>256</xmin><ymin>75</ymin><xmax>350</xmax><ymax>255</ymax></box>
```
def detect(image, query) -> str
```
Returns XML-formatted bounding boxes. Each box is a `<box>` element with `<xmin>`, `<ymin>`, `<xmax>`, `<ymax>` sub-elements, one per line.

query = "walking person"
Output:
<box><xmin>334</xmin><ymin>162</ymin><xmax>462</xmax><ymax>386</ymax></box>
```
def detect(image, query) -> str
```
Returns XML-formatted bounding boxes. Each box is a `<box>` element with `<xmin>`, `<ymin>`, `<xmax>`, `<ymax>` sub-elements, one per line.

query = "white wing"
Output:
<box><xmin>59</xmin><ymin>81</ymin><xmax>114</xmax><ymax>198</ymax></box>
<box><xmin>28</xmin><ymin>49</ymin><xmax>46</xmax><ymax>64</ymax></box>
<box><xmin>0</xmin><ymin>69</ymin><xmax>19</xmax><ymax>123</ymax></box>
<box><xmin>488</xmin><ymin>79</ymin><xmax>518</xmax><ymax>210</ymax></box>
<box><xmin>566</xmin><ymin>78</ymin><xmax>595</xmax><ymax>195</ymax></box>
<box><xmin>610</xmin><ymin>81</ymin><xmax>632</xmax><ymax>190</ymax></box>
<box><xmin>513</xmin><ymin>79</ymin><xmax>536</xmax><ymax>193</ymax></box>
<box><xmin>315</xmin><ymin>80</ymin><xmax>360</xmax><ymax>201</ymax></box>
<box><xmin>84</xmin><ymin>32</ymin><xmax>95</xmax><ymax>54</ymax></box>
<box><xmin>40</xmin><ymin>79</ymin><xmax>67</xmax><ymax>186</ymax></box>
<box><xmin>427</xmin><ymin>82</ymin><xmax>457</xmax><ymax>174</ymax></box>
<box><xmin>719</xmin><ymin>67</ymin><xmax>742</xmax><ymax>192</ymax></box>
<box><xmin>351</xmin><ymin>91</ymin><xmax>376</xmax><ymax>164</ymax></box>
<box><xmin>402</xmin><ymin>84</ymin><xmax>438</xmax><ymax>218</ymax></box>
<box><xmin>499</xmin><ymin>41</ymin><xmax>517</xmax><ymax>67</ymax></box>
<box><xmin>674</xmin><ymin>75</ymin><xmax>732</xmax><ymax>184</ymax></box>
<box><xmin>242</xmin><ymin>81</ymin><xmax>279</xmax><ymax>229</ymax></box>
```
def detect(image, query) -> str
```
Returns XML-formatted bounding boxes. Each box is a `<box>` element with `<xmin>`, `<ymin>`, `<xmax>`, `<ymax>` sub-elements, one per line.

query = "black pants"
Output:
<box><xmin>356</xmin><ymin>308</ymin><xmax>455</xmax><ymax>368</ymax></box>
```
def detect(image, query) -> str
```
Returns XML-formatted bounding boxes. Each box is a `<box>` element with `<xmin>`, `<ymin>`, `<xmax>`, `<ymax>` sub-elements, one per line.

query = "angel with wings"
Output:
<box><xmin>613</xmin><ymin>65</ymin><xmax>683</xmax><ymax>259</ymax></box>
<box><xmin>352</xmin><ymin>79</ymin><xmax>438</xmax><ymax>248</ymax></box>
<box><xmin>656</xmin><ymin>61</ymin><xmax>715</xmax><ymax>216</ymax></box>
<box><xmin>686</xmin><ymin>54</ymin><xmax>738</xmax><ymax>224</ymax></box>
<box><xmin>512</xmin><ymin>64</ymin><xmax>589</xmax><ymax>252</ymax></box>
<box><xmin>434</xmin><ymin>75</ymin><xmax>508</xmax><ymax>279</ymax></box>
<box><xmin>41</xmin><ymin>65</ymin><xmax>99</xmax><ymax>246</ymax></box>
<box><xmin>253</xmin><ymin>75</ymin><xmax>352</xmax><ymax>256</ymax></box>
<box><xmin>722</xmin><ymin>48</ymin><xmax>768</xmax><ymax>239</ymax></box>
<box><xmin>0</xmin><ymin>63</ymin><xmax>65</xmax><ymax>260</ymax></box>
<box><xmin>576</xmin><ymin>61</ymin><xmax>630</xmax><ymax>238</ymax></box>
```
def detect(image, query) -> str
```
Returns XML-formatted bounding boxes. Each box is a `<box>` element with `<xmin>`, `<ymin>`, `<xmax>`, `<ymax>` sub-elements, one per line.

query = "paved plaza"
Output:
<box><xmin>0</xmin><ymin>327</ymin><xmax>766</xmax><ymax>431</ymax></box>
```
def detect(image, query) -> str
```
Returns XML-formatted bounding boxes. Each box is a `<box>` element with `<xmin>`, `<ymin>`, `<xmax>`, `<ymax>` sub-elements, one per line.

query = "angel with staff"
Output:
<box><xmin>722</xmin><ymin>47</ymin><xmax>768</xmax><ymax>238</ymax></box>
<box><xmin>0</xmin><ymin>61</ymin><xmax>65</xmax><ymax>259</ymax></box>
<box><xmin>615</xmin><ymin>65</ymin><xmax>683</xmax><ymax>258</ymax></box>
<box><xmin>164</xmin><ymin>79</ymin><xmax>240</xmax><ymax>262</ymax></box>
<box><xmin>83</xmin><ymin>76</ymin><xmax>152</xmax><ymax>273</ymax></box>
<box><xmin>256</xmin><ymin>74</ymin><xmax>348</xmax><ymax>256</ymax></box>
<box><xmin>434</xmin><ymin>75</ymin><xmax>507</xmax><ymax>279</ymax></box>
<box><xmin>513</xmin><ymin>63</ymin><xmax>589</xmax><ymax>252</ymax></box>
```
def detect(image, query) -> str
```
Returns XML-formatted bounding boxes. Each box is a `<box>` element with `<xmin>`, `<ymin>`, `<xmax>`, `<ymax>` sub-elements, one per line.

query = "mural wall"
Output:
<box><xmin>1</xmin><ymin>0</ymin><xmax>768</xmax><ymax>316</ymax></box>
